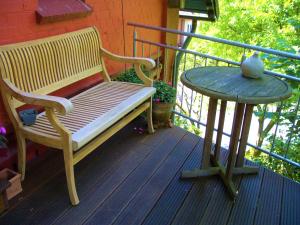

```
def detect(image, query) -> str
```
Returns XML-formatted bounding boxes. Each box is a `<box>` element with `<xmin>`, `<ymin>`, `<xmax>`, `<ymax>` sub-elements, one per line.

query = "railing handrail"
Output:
<box><xmin>128</xmin><ymin>22</ymin><xmax>300</xmax><ymax>61</ymax></box>
<box><xmin>135</xmin><ymin>38</ymin><xmax>300</xmax><ymax>82</ymax></box>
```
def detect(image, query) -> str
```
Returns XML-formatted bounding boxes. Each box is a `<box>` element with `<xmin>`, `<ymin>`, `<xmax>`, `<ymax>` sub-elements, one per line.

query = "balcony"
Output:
<box><xmin>129</xmin><ymin>22</ymin><xmax>300</xmax><ymax>180</ymax></box>
<box><xmin>0</xmin><ymin>118</ymin><xmax>299</xmax><ymax>225</ymax></box>
<box><xmin>0</xmin><ymin>3</ymin><xmax>299</xmax><ymax>223</ymax></box>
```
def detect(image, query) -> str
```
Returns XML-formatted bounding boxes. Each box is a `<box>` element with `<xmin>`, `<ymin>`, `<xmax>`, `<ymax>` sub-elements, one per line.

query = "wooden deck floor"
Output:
<box><xmin>1</xmin><ymin>120</ymin><xmax>299</xmax><ymax>225</ymax></box>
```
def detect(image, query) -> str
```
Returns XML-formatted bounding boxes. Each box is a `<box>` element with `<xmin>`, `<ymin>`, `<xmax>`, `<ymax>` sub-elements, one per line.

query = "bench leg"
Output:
<box><xmin>147</xmin><ymin>99</ymin><xmax>155</xmax><ymax>134</ymax></box>
<box><xmin>16</xmin><ymin>132</ymin><xmax>26</xmax><ymax>181</ymax></box>
<box><xmin>63</xmin><ymin>144</ymin><xmax>79</xmax><ymax>206</ymax></box>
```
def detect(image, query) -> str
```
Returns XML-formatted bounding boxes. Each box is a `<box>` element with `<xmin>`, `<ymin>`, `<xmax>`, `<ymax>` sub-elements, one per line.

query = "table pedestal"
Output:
<box><xmin>181</xmin><ymin>98</ymin><xmax>259</xmax><ymax>198</ymax></box>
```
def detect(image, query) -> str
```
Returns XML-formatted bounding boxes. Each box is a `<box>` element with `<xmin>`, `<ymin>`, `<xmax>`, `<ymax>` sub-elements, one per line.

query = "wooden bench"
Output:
<box><xmin>0</xmin><ymin>27</ymin><xmax>156</xmax><ymax>205</ymax></box>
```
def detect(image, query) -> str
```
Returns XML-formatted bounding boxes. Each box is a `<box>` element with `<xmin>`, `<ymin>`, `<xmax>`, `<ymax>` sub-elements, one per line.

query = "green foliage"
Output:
<box><xmin>113</xmin><ymin>68</ymin><xmax>143</xmax><ymax>84</ymax></box>
<box><xmin>191</xmin><ymin>0</ymin><xmax>300</xmax><ymax>62</ymax></box>
<box><xmin>174</xmin><ymin>115</ymin><xmax>202</xmax><ymax>136</ymax></box>
<box><xmin>246</xmin><ymin>133</ymin><xmax>300</xmax><ymax>181</ymax></box>
<box><xmin>153</xmin><ymin>81</ymin><xmax>176</xmax><ymax>103</ymax></box>
<box><xmin>114</xmin><ymin>68</ymin><xmax>176</xmax><ymax>103</ymax></box>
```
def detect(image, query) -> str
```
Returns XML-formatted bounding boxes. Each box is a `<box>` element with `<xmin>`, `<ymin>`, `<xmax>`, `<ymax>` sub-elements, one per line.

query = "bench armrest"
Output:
<box><xmin>100</xmin><ymin>47</ymin><xmax>155</xmax><ymax>86</ymax></box>
<box><xmin>100</xmin><ymin>47</ymin><xmax>156</xmax><ymax>69</ymax></box>
<box><xmin>1</xmin><ymin>79</ymin><xmax>73</xmax><ymax>115</ymax></box>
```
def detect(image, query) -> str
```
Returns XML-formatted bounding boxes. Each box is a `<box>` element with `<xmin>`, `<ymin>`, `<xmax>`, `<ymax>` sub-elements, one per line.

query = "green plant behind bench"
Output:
<box><xmin>114</xmin><ymin>68</ymin><xmax>143</xmax><ymax>84</ymax></box>
<box><xmin>114</xmin><ymin>68</ymin><xmax>176</xmax><ymax>104</ymax></box>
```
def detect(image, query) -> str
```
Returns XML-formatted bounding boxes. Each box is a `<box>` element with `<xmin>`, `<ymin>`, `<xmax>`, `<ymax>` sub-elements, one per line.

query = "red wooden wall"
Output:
<box><xmin>0</xmin><ymin>0</ymin><xmax>166</xmax><ymax>167</ymax></box>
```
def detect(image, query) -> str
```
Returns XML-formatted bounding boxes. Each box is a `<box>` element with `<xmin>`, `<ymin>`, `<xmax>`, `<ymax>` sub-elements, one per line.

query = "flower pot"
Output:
<box><xmin>152</xmin><ymin>102</ymin><xmax>174</xmax><ymax>128</ymax></box>
<box><xmin>0</xmin><ymin>168</ymin><xmax>22</xmax><ymax>200</ymax></box>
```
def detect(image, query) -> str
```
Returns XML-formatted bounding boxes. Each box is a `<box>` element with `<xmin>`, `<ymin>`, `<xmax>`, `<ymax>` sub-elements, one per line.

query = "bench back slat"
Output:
<box><xmin>0</xmin><ymin>27</ymin><xmax>104</xmax><ymax>107</ymax></box>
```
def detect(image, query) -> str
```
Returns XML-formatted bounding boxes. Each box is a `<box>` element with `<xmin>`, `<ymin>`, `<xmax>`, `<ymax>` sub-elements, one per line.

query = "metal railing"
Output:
<box><xmin>128</xmin><ymin>22</ymin><xmax>300</xmax><ymax>170</ymax></box>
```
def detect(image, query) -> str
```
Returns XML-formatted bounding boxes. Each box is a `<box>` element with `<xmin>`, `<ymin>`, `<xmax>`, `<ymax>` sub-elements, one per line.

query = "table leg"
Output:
<box><xmin>234</xmin><ymin>104</ymin><xmax>259</xmax><ymax>174</ymax></box>
<box><xmin>201</xmin><ymin>98</ymin><xmax>218</xmax><ymax>169</ymax></box>
<box><xmin>214</xmin><ymin>100</ymin><xmax>227</xmax><ymax>161</ymax></box>
<box><xmin>236</xmin><ymin>104</ymin><xmax>254</xmax><ymax>167</ymax></box>
<box><xmin>181</xmin><ymin>102</ymin><xmax>259</xmax><ymax>199</ymax></box>
<box><xmin>226</xmin><ymin>103</ymin><xmax>245</xmax><ymax>180</ymax></box>
<box><xmin>181</xmin><ymin>98</ymin><xmax>218</xmax><ymax>178</ymax></box>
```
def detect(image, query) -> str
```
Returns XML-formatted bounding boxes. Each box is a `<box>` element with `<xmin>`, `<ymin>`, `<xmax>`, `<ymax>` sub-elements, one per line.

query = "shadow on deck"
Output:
<box><xmin>1</xmin><ymin>119</ymin><xmax>299</xmax><ymax>225</ymax></box>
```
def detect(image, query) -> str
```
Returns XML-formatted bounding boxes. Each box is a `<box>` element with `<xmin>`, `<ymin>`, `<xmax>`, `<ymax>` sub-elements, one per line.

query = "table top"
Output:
<box><xmin>181</xmin><ymin>66</ymin><xmax>292</xmax><ymax>104</ymax></box>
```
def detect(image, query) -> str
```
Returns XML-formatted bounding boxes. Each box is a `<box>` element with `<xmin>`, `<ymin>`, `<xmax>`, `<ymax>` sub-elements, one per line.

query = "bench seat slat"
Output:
<box><xmin>26</xmin><ymin>81</ymin><xmax>155</xmax><ymax>151</ymax></box>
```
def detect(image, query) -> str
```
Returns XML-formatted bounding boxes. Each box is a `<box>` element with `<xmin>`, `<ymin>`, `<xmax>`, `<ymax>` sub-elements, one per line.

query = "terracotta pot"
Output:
<box><xmin>152</xmin><ymin>102</ymin><xmax>174</xmax><ymax>128</ymax></box>
<box><xmin>0</xmin><ymin>168</ymin><xmax>22</xmax><ymax>200</ymax></box>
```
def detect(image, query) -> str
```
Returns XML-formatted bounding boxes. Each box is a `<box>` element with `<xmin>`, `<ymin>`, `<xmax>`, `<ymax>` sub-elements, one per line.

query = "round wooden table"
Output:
<box><xmin>180</xmin><ymin>66</ymin><xmax>292</xmax><ymax>198</ymax></box>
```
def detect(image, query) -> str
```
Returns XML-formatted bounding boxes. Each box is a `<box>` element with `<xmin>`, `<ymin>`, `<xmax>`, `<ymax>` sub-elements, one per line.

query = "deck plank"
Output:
<box><xmin>110</xmin><ymin>131</ymin><xmax>199</xmax><ymax>225</ymax></box>
<box><xmin>280</xmin><ymin>177</ymin><xmax>300</xmax><ymax>225</ymax></box>
<box><xmin>253</xmin><ymin>168</ymin><xmax>283</xmax><ymax>225</ymax></box>
<box><xmin>227</xmin><ymin>161</ymin><xmax>264</xmax><ymax>225</ymax></box>
<box><xmin>59</xmin><ymin>127</ymin><xmax>186</xmax><ymax>225</ymax></box>
<box><xmin>0</xmin><ymin>122</ymin><xmax>299</xmax><ymax>225</ymax></box>
<box><xmin>198</xmin><ymin>177</ymin><xmax>241</xmax><ymax>225</ymax></box>
<box><xmin>141</xmin><ymin>141</ymin><xmax>203</xmax><ymax>225</ymax></box>
<box><xmin>34</xmin><ymin>128</ymin><xmax>175</xmax><ymax>225</ymax></box>
<box><xmin>171</xmin><ymin>150</ymin><xmax>229</xmax><ymax>225</ymax></box>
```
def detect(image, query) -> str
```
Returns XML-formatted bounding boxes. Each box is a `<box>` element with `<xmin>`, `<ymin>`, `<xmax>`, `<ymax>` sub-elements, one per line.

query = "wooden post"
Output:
<box><xmin>164</xmin><ymin>6</ymin><xmax>179</xmax><ymax>82</ymax></box>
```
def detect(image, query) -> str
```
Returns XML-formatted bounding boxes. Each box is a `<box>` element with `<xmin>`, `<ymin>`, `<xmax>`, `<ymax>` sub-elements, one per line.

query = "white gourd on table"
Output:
<box><xmin>240</xmin><ymin>52</ymin><xmax>264</xmax><ymax>79</ymax></box>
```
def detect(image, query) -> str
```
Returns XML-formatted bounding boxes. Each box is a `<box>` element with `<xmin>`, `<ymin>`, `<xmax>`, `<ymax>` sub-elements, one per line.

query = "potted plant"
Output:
<box><xmin>114</xmin><ymin>68</ymin><xmax>176</xmax><ymax>128</ymax></box>
<box><xmin>0</xmin><ymin>126</ymin><xmax>22</xmax><ymax>200</ymax></box>
<box><xmin>152</xmin><ymin>81</ymin><xmax>176</xmax><ymax>128</ymax></box>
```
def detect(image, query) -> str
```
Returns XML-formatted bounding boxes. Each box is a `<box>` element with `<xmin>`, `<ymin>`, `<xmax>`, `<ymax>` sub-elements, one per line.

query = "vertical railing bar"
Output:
<box><xmin>270</xmin><ymin>101</ymin><xmax>283</xmax><ymax>154</ymax></box>
<box><xmin>173</xmin><ymin>50</ymin><xmax>178</xmax><ymax>87</ymax></box>
<box><xmin>141</xmin><ymin>42</ymin><xmax>144</xmax><ymax>57</ymax></box>
<box><xmin>189</xmin><ymin>91</ymin><xmax>194</xmax><ymax>117</ymax></box>
<box><xmin>180</xmin><ymin>53</ymin><xmax>187</xmax><ymax>110</ymax></box>
<box><xmin>260</xmin><ymin>104</ymin><xmax>268</xmax><ymax>148</ymax></box>
<box><xmin>284</xmin><ymin>96</ymin><xmax>300</xmax><ymax>158</ymax></box>
<box><xmin>183</xmin><ymin>52</ymin><xmax>187</xmax><ymax>71</ymax></box>
<box><xmin>164</xmin><ymin>48</ymin><xmax>168</xmax><ymax>82</ymax></box>
<box><xmin>189</xmin><ymin>54</ymin><xmax>197</xmax><ymax>120</ymax></box>
<box><xmin>156</xmin><ymin>47</ymin><xmax>160</xmax><ymax>79</ymax></box>
<box><xmin>199</xmin><ymin>94</ymin><xmax>204</xmax><ymax>125</ymax></box>
<box><xmin>193</xmin><ymin>54</ymin><xmax>197</xmax><ymax>67</ymax></box>
<box><xmin>149</xmin><ymin>43</ymin><xmax>152</xmax><ymax>57</ymax></box>
<box><xmin>183</xmin><ymin>53</ymin><xmax>190</xmax><ymax>114</ymax></box>
<box><xmin>180</xmin><ymin>84</ymin><xmax>184</xmax><ymax>109</ymax></box>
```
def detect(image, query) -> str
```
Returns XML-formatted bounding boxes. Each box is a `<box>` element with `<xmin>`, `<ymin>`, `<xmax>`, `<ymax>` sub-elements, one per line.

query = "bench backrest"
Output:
<box><xmin>0</xmin><ymin>27</ymin><xmax>107</xmax><ymax>107</ymax></box>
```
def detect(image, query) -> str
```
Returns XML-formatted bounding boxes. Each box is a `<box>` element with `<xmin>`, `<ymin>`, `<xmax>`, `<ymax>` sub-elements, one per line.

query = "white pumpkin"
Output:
<box><xmin>240</xmin><ymin>52</ymin><xmax>264</xmax><ymax>79</ymax></box>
